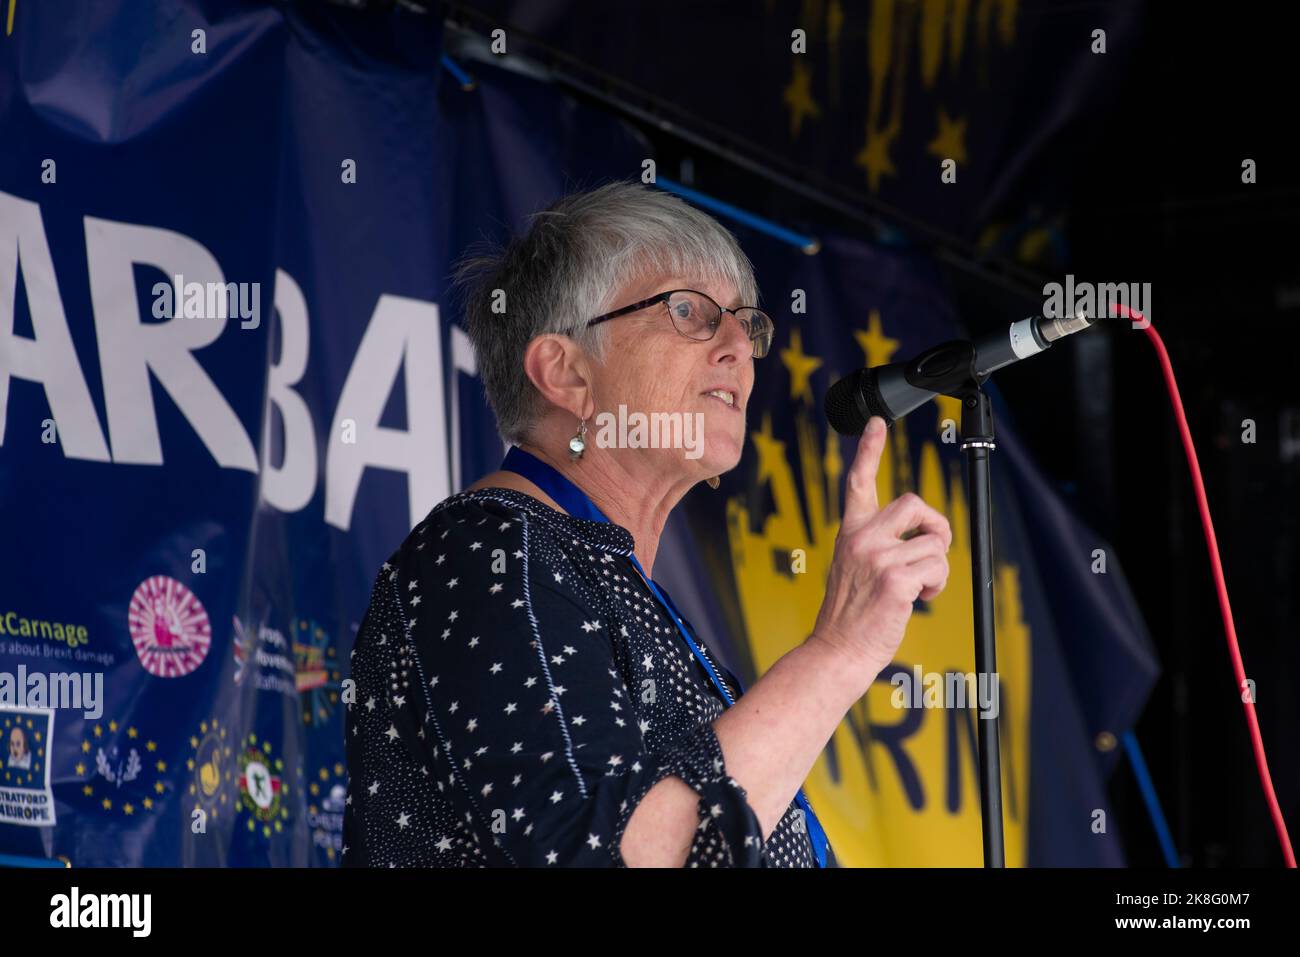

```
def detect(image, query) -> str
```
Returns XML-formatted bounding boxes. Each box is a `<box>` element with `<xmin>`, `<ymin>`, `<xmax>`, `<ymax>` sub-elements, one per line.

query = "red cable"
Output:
<box><xmin>1111</xmin><ymin>304</ymin><xmax>1296</xmax><ymax>867</ymax></box>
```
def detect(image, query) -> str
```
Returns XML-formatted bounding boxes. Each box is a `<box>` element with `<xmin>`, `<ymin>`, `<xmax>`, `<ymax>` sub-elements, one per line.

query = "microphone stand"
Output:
<box><xmin>901</xmin><ymin>340</ymin><xmax>1006</xmax><ymax>867</ymax></box>
<box><xmin>957</xmin><ymin>385</ymin><xmax>1005</xmax><ymax>868</ymax></box>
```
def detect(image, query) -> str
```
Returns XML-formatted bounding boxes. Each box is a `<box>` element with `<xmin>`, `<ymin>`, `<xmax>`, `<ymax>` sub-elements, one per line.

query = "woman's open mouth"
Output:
<box><xmin>702</xmin><ymin>388</ymin><xmax>739</xmax><ymax>411</ymax></box>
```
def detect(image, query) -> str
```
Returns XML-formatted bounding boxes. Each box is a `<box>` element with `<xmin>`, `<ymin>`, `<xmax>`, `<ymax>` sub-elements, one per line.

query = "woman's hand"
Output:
<box><xmin>810</xmin><ymin>415</ymin><xmax>952</xmax><ymax>682</ymax></box>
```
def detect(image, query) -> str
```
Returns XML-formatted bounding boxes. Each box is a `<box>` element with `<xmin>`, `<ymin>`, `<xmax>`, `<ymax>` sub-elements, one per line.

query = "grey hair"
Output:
<box><xmin>450</xmin><ymin>179</ymin><xmax>760</xmax><ymax>445</ymax></box>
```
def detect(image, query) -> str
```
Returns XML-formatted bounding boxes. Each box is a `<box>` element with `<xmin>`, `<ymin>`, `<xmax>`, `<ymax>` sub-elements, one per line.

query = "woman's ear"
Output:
<box><xmin>522</xmin><ymin>334</ymin><xmax>595</xmax><ymax>419</ymax></box>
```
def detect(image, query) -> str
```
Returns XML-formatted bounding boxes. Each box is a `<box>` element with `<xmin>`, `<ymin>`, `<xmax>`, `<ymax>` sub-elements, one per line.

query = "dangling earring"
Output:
<box><xmin>706</xmin><ymin>475</ymin><xmax>720</xmax><ymax>490</ymax></box>
<box><xmin>568</xmin><ymin>418</ymin><xmax>587</xmax><ymax>460</ymax></box>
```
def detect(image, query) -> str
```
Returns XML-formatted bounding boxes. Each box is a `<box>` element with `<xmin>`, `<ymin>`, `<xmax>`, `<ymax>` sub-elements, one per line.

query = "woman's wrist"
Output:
<box><xmin>796</xmin><ymin>631</ymin><xmax>884</xmax><ymax>710</ymax></box>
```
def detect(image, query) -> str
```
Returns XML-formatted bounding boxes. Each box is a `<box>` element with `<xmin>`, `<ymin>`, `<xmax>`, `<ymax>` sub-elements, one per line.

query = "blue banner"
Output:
<box><xmin>0</xmin><ymin>1</ymin><xmax>1156</xmax><ymax>866</ymax></box>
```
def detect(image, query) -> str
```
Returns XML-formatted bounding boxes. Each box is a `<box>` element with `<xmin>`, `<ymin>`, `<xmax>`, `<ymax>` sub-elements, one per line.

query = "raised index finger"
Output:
<box><xmin>842</xmin><ymin>415</ymin><xmax>887</xmax><ymax>529</ymax></box>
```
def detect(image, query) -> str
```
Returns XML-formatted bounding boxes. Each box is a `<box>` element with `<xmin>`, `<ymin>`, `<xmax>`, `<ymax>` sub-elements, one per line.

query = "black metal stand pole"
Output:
<box><xmin>960</xmin><ymin>387</ymin><xmax>1005</xmax><ymax>868</ymax></box>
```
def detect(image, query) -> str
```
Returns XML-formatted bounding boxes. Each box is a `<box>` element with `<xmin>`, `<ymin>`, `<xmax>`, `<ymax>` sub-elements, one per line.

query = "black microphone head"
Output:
<box><xmin>824</xmin><ymin>368</ymin><xmax>884</xmax><ymax>436</ymax></box>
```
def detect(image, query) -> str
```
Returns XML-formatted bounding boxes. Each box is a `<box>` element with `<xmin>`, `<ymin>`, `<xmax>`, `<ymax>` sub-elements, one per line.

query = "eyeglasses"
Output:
<box><xmin>578</xmin><ymin>288</ymin><xmax>774</xmax><ymax>358</ymax></box>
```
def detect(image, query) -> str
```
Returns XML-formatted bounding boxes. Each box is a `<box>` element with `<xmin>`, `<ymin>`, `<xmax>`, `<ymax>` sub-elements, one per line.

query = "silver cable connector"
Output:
<box><xmin>1039</xmin><ymin>312</ymin><xmax>1094</xmax><ymax>342</ymax></box>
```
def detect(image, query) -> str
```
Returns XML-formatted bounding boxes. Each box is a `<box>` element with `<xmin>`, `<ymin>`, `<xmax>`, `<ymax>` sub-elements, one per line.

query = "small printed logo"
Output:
<box><xmin>127</xmin><ymin>576</ymin><xmax>212</xmax><ymax>677</ymax></box>
<box><xmin>306</xmin><ymin>761</ymin><xmax>347</xmax><ymax>864</ymax></box>
<box><xmin>294</xmin><ymin>618</ymin><xmax>342</xmax><ymax>726</ymax></box>
<box><xmin>75</xmin><ymin>718</ymin><xmax>168</xmax><ymax>817</ymax></box>
<box><xmin>187</xmin><ymin>717</ymin><xmax>234</xmax><ymax>821</ymax></box>
<box><xmin>0</xmin><ymin>707</ymin><xmax>56</xmax><ymax>826</ymax></box>
<box><xmin>237</xmin><ymin>733</ymin><xmax>290</xmax><ymax>837</ymax></box>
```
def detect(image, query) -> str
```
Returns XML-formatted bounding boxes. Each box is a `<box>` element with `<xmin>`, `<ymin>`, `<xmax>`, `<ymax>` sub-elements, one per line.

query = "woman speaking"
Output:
<box><xmin>342</xmin><ymin>180</ymin><xmax>952</xmax><ymax>867</ymax></box>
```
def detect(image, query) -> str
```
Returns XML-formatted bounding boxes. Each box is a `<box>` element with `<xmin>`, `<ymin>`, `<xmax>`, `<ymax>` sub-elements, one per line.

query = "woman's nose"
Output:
<box><xmin>714</xmin><ymin>310</ymin><xmax>753</xmax><ymax>358</ymax></box>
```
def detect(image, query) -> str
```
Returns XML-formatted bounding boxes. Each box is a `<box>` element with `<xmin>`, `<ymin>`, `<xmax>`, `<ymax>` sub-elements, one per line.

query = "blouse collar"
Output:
<box><xmin>439</xmin><ymin>486</ymin><xmax>637</xmax><ymax>555</ymax></box>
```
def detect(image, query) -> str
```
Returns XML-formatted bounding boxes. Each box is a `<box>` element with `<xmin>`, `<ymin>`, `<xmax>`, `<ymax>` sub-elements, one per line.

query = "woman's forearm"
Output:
<box><xmin>619</xmin><ymin>636</ymin><xmax>875</xmax><ymax>866</ymax></box>
<box><xmin>711</xmin><ymin>637</ymin><xmax>874</xmax><ymax>837</ymax></box>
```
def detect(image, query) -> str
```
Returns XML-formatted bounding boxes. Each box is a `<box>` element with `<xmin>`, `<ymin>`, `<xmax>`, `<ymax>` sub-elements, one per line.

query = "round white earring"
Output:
<box><xmin>568</xmin><ymin>418</ymin><xmax>587</xmax><ymax>460</ymax></box>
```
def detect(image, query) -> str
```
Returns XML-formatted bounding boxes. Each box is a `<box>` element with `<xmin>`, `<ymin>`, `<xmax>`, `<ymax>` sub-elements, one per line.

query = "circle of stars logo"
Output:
<box><xmin>187</xmin><ymin>717</ymin><xmax>234</xmax><ymax>819</ymax></box>
<box><xmin>76</xmin><ymin>719</ymin><xmax>167</xmax><ymax>815</ymax></box>
<box><xmin>237</xmin><ymin>733</ymin><xmax>289</xmax><ymax>837</ymax></box>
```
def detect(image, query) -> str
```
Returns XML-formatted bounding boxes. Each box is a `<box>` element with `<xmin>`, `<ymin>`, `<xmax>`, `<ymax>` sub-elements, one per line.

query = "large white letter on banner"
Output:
<box><xmin>0</xmin><ymin>192</ymin><xmax>110</xmax><ymax>459</ymax></box>
<box><xmin>325</xmin><ymin>294</ymin><xmax>448</xmax><ymax>532</ymax></box>
<box><xmin>260</xmin><ymin>268</ymin><xmax>318</xmax><ymax>512</ymax></box>
<box><xmin>84</xmin><ymin>215</ymin><xmax>257</xmax><ymax>470</ymax></box>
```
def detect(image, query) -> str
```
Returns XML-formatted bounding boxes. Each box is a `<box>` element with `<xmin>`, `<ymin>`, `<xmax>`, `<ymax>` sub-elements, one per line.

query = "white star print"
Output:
<box><xmin>344</xmin><ymin>487</ymin><xmax>820</xmax><ymax>869</ymax></box>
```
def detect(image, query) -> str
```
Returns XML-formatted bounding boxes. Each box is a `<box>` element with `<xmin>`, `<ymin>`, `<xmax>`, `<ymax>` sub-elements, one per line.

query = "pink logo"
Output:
<box><xmin>127</xmin><ymin>576</ymin><xmax>212</xmax><ymax>677</ymax></box>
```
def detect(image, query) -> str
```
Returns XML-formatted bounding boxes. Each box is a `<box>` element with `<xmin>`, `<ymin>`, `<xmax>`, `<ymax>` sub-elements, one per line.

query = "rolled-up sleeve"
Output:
<box><xmin>348</xmin><ymin>500</ymin><xmax>766</xmax><ymax>867</ymax></box>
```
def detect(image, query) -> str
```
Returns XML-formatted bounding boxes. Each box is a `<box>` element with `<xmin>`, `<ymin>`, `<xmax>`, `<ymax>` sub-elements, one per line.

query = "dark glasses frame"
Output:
<box><xmin>575</xmin><ymin>288</ymin><xmax>774</xmax><ymax>358</ymax></box>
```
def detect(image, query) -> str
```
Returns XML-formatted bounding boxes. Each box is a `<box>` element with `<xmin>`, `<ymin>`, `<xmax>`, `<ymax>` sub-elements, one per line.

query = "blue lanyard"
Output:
<box><xmin>499</xmin><ymin>446</ymin><xmax>831</xmax><ymax>868</ymax></box>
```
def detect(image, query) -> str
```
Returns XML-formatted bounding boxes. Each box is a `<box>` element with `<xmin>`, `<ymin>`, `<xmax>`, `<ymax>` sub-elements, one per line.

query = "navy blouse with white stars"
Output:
<box><xmin>342</xmin><ymin>486</ymin><xmax>824</xmax><ymax>867</ymax></box>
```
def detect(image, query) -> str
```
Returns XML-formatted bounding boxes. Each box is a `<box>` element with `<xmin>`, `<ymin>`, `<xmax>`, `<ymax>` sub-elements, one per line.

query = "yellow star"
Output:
<box><xmin>783</xmin><ymin>59</ymin><xmax>822</xmax><ymax>139</ymax></box>
<box><xmin>779</xmin><ymin>327</ymin><xmax>823</xmax><ymax>403</ymax></box>
<box><xmin>75</xmin><ymin>762</ymin><xmax>86</xmax><ymax>776</ymax></box>
<box><xmin>855</xmin><ymin>310</ymin><xmax>901</xmax><ymax>367</ymax></box>
<box><xmin>927</xmin><ymin>108</ymin><xmax>968</xmax><ymax>165</ymax></box>
<box><xmin>123</xmin><ymin>803</ymin><xmax>134</xmax><ymax>816</ymax></box>
<box><xmin>855</xmin><ymin>124</ymin><xmax>899</xmax><ymax>192</ymax></box>
<box><xmin>751</xmin><ymin>413</ymin><xmax>787</xmax><ymax>486</ymax></box>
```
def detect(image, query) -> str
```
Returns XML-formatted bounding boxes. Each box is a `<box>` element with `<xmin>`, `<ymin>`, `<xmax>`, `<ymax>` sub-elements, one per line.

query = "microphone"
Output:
<box><xmin>823</xmin><ymin>313</ymin><xmax>1097</xmax><ymax>434</ymax></box>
